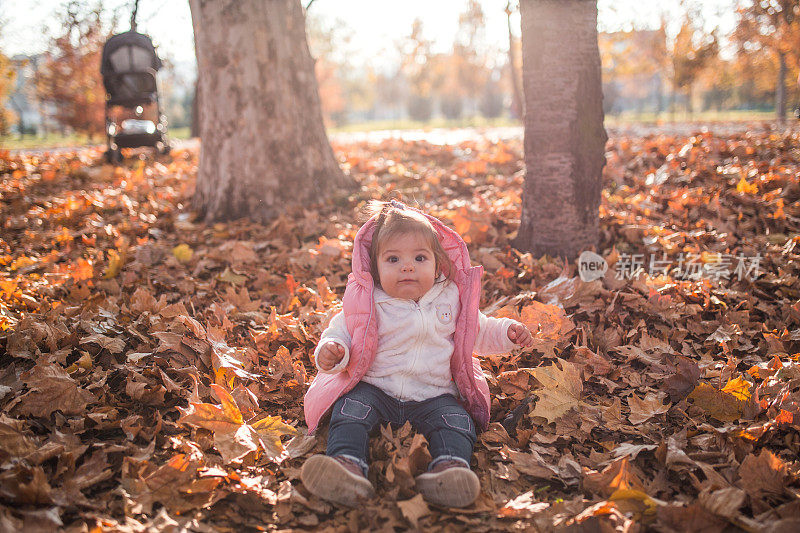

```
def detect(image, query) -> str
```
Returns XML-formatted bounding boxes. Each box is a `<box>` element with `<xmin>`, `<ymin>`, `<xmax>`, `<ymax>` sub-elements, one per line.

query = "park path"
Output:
<box><xmin>7</xmin><ymin>120</ymin><xmax>796</xmax><ymax>156</ymax></box>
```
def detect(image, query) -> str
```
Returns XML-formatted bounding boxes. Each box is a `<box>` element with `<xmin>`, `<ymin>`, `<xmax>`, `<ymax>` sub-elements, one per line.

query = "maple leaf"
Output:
<box><xmin>698</xmin><ymin>487</ymin><xmax>745</xmax><ymax>519</ymax></box>
<box><xmin>178</xmin><ymin>384</ymin><xmax>296</xmax><ymax>464</ymax></box>
<box><xmin>737</xmin><ymin>449</ymin><xmax>788</xmax><ymax>499</ymax></box>
<box><xmin>251</xmin><ymin>416</ymin><xmax>300</xmax><ymax>460</ymax></box>
<box><xmin>627</xmin><ymin>392</ymin><xmax>670</xmax><ymax>425</ymax></box>
<box><xmin>217</xmin><ymin>267</ymin><xmax>248</xmax><ymax>285</ymax></box>
<box><xmin>687</xmin><ymin>378</ymin><xmax>755</xmax><ymax>423</ymax></box>
<box><xmin>12</xmin><ymin>363</ymin><xmax>95</xmax><ymax>417</ymax></box>
<box><xmin>499</xmin><ymin>492</ymin><xmax>550</xmax><ymax>519</ymax></box>
<box><xmin>0</xmin><ymin>415</ymin><xmax>40</xmax><ymax>458</ymax></box>
<box><xmin>397</xmin><ymin>494</ymin><xmax>430</xmax><ymax>528</ymax></box>
<box><xmin>662</xmin><ymin>357</ymin><xmax>701</xmax><ymax>402</ymax></box>
<box><xmin>583</xmin><ymin>457</ymin><xmax>646</xmax><ymax>498</ymax></box>
<box><xmin>208</xmin><ymin>334</ymin><xmax>261</xmax><ymax>387</ymax></box>
<box><xmin>529</xmin><ymin>358</ymin><xmax>583</xmax><ymax>424</ymax></box>
<box><xmin>4</xmin><ymin>127</ymin><xmax>800</xmax><ymax>530</ymax></box>
<box><xmin>495</xmin><ymin>301</ymin><xmax>575</xmax><ymax>357</ymax></box>
<box><xmin>609</xmin><ymin>488</ymin><xmax>659</xmax><ymax>519</ymax></box>
<box><xmin>720</xmin><ymin>376</ymin><xmax>752</xmax><ymax>401</ymax></box>
<box><xmin>80</xmin><ymin>333</ymin><xmax>126</xmax><ymax>354</ymax></box>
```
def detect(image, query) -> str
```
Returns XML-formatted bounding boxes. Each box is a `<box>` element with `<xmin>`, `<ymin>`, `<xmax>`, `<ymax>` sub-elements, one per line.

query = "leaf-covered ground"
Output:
<box><xmin>1</xmin><ymin>123</ymin><xmax>799</xmax><ymax>531</ymax></box>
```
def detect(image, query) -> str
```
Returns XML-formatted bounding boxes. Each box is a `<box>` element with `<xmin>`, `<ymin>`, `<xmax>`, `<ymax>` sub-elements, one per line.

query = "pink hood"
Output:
<box><xmin>304</xmin><ymin>204</ymin><xmax>491</xmax><ymax>432</ymax></box>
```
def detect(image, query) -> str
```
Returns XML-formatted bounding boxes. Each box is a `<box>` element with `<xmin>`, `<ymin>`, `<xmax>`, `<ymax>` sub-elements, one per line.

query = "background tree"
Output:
<box><xmin>451</xmin><ymin>0</ymin><xmax>489</xmax><ymax>117</ymax></box>
<box><xmin>670</xmin><ymin>13</ymin><xmax>719</xmax><ymax>116</ymax></box>
<box><xmin>401</xmin><ymin>19</ymin><xmax>439</xmax><ymax>122</ymax></box>
<box><xmin>188</xmin><ymin>0</ymin><xmax>349</xmax><ymax>223</ymax></box>
<box><xmin>0</xmin><ymin>49</ymin><xmax>15</xmax><ymax>136</ymax></box>
<box><xmin>734</xmin><ymin>0</ymin><xmax>800</xmax><ymax>122</ymax></box>
<box><xmin>505</xmin><ymin>1</ymin><xmax>524</xmax><ymax>120</ymax></box>
<box><xmin>307</xmin><ymin>14</ymin><xmax>372</xmax><ymax>126</ymax></box>
<box><xmin>514</xmin><ymin>0</ymin><xmax>606</xmax><ymax>260</ymax></box>
<box><xmin>34</xmin><ymin>1</ymin><xmax>109</xmax><ymax>139</ymax></box>
<box><xmin>599</xmin><ymin>24</ymin><xmax>668</xmax><ymax>115</ymax></box>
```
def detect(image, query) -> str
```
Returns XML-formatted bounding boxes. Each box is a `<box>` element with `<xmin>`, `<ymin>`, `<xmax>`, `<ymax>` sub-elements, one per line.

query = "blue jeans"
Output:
<box><xmin>326</xmin><ymin>381</ymin><xmax>477</xmax><ymax>476</ymax></box>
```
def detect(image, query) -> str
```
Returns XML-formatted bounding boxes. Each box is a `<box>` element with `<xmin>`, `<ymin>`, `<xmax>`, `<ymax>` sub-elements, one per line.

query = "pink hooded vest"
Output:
<box><xmin>303</xmin><ymin>205</ymin><xmax>492</xmax><ymax>433</ymax></box>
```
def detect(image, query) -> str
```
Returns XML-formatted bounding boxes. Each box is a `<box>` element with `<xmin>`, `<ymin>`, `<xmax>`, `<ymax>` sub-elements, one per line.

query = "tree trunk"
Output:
<box><xmin>513</xmin><ymin>0</ymin><xmax>607</xmax><ymax>260</ymax></box>
<box><xmin>190</xmin><ymin>80</ymin><xmax>200</xmax><ymax>139</ymax></box>
<box><xmin>188</xmin><ymin>0</ymin><xmax>351</xmax><ymax>223</ymax></box>
<box><xmin>776</xmin><ymin>50</ymin><xmax>787</xmax><ymax>124</ymax></box>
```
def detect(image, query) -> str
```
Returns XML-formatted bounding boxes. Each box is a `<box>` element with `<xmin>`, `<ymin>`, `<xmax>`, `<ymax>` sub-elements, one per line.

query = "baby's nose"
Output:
<box><xmin>401</xmin><ymin>261</ymin><xmax>414</xmax><ymax>271</ymax></box>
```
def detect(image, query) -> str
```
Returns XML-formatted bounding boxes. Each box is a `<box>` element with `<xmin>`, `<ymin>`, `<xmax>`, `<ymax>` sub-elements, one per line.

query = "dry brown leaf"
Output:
<box><xmin>738</xmin><ymin>449</ymin><xmax>788</xmax><ymax>499</ymax></box>
<box><xmin>529</xmin><ymin>358</ymin><xmax>583</xmax><ymax>423</ymax></box>
<box><xmin>627</xmin><ymin>392</ymin><xmax>670</xmax><ymax>425</ymax></box>
<box><xmin>13</xmin><ymin>363</ymin><xmax>94</xmax><ymax>417</ymax></box>
<box><xmin>397</xmin><ymin>494</ymin><xmax>430</xmax><ymax>528</ymax></box>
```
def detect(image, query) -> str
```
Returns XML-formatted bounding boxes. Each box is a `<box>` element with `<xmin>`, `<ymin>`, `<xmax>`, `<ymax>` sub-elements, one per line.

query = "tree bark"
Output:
<box><xmin>188</xmin><ymin>0</ymin><xmax>351</xmax><ymax>223</ymax></box>
<box><xmin>776</xmin><ymin>50</ymin><xmax>787</xmax><ymax>124</ymax></box>
<box><xmin>513</xmin><ymin>0</ymin><xmax>607</xmax><ymax>260</ymax></box>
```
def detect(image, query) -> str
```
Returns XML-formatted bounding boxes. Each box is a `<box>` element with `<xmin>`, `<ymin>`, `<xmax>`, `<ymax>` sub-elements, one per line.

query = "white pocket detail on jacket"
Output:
<box><xmin>436</xmin><ymin>304</ymin><xmax>453</xmax><ymax>325</ymax></box>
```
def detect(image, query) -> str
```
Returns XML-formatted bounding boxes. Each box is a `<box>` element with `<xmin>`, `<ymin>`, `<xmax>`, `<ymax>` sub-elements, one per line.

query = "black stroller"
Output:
<box><xmin>100</xmin><ymin>29</ymin><xmax>170</xmax><ymax>163</ymax></box>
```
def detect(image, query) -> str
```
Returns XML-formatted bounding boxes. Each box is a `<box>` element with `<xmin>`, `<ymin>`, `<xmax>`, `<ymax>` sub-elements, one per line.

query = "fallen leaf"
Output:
<box><xmin>397</xmin><ymin>494</ymin><xmax>430</xmax><ymax>527</ymax></box>
<box><xmin>688</xmin><ymin>381</ymin><xmax>747</xmax><ymax>422</ymax></box>
<box><xmin>627</xmin><ymin>392</ymin><xmax>670</xmax><ymax>425</ymax></box>
<box><xmin>738</xmin><ymin>449</ymin><xmax>787</xmax><ymax>499</ymax></box>
<box><xmin>172</xmin><ymin>244</ymin><xmax>193</xmax><ymax>263</ymax></box>
<box><xmin>529</xmin><ymin>359</ymin><xmax>583</xmax><ymax>423</ymax></box>
<box><xmin>13</xmin><ymin>363</ymin><xmax>94</xmax><ymax>417</ymax></box>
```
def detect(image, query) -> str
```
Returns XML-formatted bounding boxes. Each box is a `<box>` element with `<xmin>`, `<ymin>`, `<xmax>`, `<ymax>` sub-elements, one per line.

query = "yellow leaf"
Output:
<box><xmin>178</xmin><ymin>402</ymin><xmax>241</xmax><ymax>434</ymax></box>
<box><xmin>65</xmin><ymin>351</ymin><xmax>93</xmax><ymax>374</ymax></box>
<box><xmin>609</xmin><ymin>488</ymin><xmax>658</xmax><ymax>516</ymax></box>
<box><xmin>252</xmin><ymin>415</ymin><xmax>298</xmax><ymax>459</ymax></box>
<box><xmin>609</xmin><ymin>488</ymin><xmax>656</xmax><ymax>505</ymax></box>
<box><xmin>210</xmin><ymin>383</ymin><xmax>244</xmax><ymax>425</ymax></box>
<box><xmin>736</xmin><ymin>176</ymin><xmax>758</xmax><ymax>194</ymax></box>
<box><xmin>103</xmin><ymin>248</ymin><xmax>125</xmax><ymax>279</ymax></box>
<box><xmin>688</xmin><ymin>382</ymin><xmax>745</xmax><ymax>422</ymax></box>
<box><xmin>721</xmin><ymin>376</ymin><xmax>751</xmax><ymax>402</ymax></box>
<box><xmin>172</xmin><ymin>244</ymin><xmax>193</xmax><ymax>263</ymax></box>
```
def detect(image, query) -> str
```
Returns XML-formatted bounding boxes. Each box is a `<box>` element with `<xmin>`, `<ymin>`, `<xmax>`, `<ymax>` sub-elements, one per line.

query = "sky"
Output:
<box><xmin>1</xmin><ymin>0</ymin><xmax>739</xmax><ymax>66</ymax></box>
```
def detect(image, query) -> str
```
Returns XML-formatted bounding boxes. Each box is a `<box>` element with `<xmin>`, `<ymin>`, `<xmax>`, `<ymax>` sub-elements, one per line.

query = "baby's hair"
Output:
<box><xmin>362</xmin><ymin>200</ymin><xmax>453</xmax><ymax>287</ymax></box>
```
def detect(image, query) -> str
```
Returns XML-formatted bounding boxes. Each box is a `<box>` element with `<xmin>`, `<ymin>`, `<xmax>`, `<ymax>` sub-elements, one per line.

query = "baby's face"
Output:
<box><xmin>376</xmin><ymin>232</ymin><xmax>436</xmax><ymax>301</ymax></box>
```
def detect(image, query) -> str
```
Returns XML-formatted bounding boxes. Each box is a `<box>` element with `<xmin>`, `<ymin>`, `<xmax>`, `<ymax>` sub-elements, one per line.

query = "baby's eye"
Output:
<box><xmin>387</xmin><ymin>256</ymin><xmax>399</xmax><ymax>263</ymax></box>
<box><xmin>415</xmin><ymin>254</ymin><xmax>428</xmax><ymax>262</ymax></box>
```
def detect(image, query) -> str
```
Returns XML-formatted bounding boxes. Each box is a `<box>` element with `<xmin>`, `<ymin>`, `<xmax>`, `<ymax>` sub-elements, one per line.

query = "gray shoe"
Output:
<box><xmin>415</xmin><ymin>460</ymin><xmax>480</xmax><ymax>508</ymax></box>
<box><xmin>301</xmin><ymin>454</ymin><xmax>375</xmax><ymax>507</ymax></box>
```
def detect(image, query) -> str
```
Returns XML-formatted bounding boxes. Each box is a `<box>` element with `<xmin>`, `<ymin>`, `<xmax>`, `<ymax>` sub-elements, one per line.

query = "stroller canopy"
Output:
<box><xmin>101</xmin><ymin>30</ymin><xmax>163</xmax><ymax>105</ymax></box>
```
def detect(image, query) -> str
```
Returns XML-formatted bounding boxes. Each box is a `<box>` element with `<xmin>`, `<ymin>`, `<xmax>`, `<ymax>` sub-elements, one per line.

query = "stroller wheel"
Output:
<box><xmin>105</xmin><ymin>148</ymin><xmax>122</xmax><ymax>164</ymax></box>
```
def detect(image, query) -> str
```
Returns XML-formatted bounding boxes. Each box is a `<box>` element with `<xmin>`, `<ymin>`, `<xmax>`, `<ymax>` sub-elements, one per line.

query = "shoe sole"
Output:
<box><xmin>415</xmin><ymin>467</ymin><xmax>480</xmax><ymax>508</ymax></box>
<box><xmin>301</xmin><ymin>455</ymin><xmax>375</xmax><ymax>507</ymax></box>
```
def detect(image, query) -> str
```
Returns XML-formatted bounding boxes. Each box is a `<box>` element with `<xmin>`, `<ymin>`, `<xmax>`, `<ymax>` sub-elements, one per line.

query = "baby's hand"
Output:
<box><xmin>317</xmin><ymin>341</ymin><xmax>345</xmax><ymax>370</ymax></box>
<box><xmin>507</xmin><ymin>323</ymin><xmax>533</xmax><ymax>347</ymax></box>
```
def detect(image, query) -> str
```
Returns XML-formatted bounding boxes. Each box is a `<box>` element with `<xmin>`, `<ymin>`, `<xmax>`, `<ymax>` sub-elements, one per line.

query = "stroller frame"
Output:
<box><xmin>101</xmin><ymin>30</ymin><xmax>170</xmax><ymax>163</ymax></box>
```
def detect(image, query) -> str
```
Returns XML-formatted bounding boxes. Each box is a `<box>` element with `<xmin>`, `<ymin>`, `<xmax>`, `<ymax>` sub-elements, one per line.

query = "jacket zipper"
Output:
<box><xmin>399</xmin><ymin>301</ymin><xmax>425</xmax><ymax>399</ymax></box>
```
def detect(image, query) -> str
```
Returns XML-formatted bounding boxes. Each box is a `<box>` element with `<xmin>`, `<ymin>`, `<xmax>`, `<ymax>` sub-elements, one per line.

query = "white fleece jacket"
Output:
<box><xmin>313</xmin><ymin>278</ymin><xmax>519</xmax><ymax>402</ymax></box>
